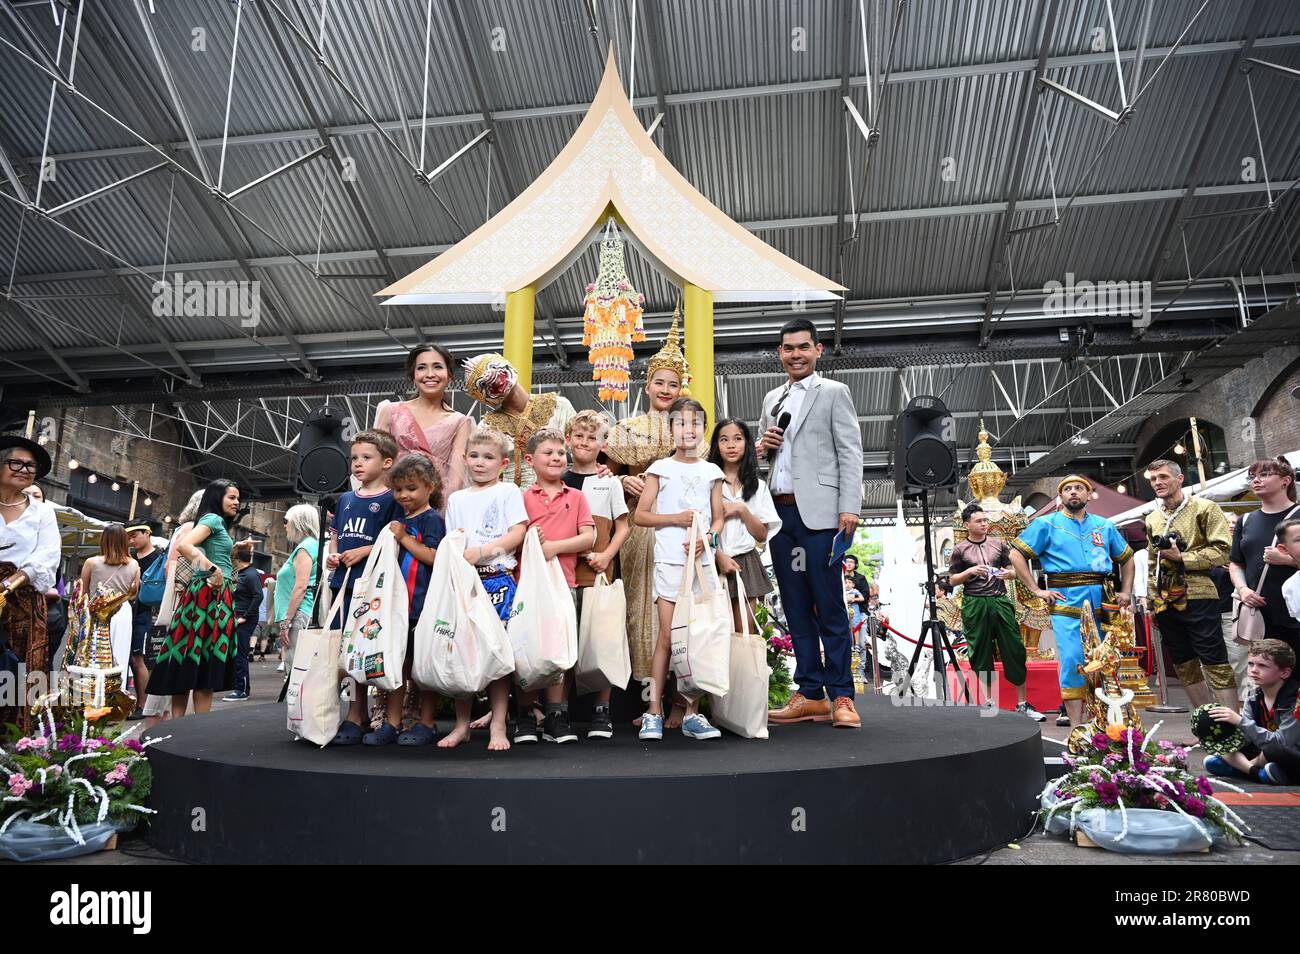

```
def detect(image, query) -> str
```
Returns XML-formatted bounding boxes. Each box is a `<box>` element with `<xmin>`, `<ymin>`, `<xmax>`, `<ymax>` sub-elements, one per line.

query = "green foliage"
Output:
<box><xmin>846</xmin><ymin>532</ymin><xmax>882</xmax><ymax>582</ymax></box>
<box><xmin>755</xmin><ymin>602</ymin><xmax>794</xmax><ymax>709</ymax></box>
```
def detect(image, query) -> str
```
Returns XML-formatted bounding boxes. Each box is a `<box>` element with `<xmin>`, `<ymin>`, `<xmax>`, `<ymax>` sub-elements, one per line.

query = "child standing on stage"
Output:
<box><xmin>636</xmin><ymin>398</ymin><xmax>726</xmax><ymax>741</ymax></box>
<box><xmin>326</xmin><ymin>428</ymin><xmax>400</xmax><ymax>746</ymax></box>
<box><xmin>708</xmin><ymin>418</ymin><xmax>781</xmax><ymax>633</ymax></box>
<box><xmin>514</xmin><ymin>427</ymin><xmax>596</xmax><ymax>745</ymax></box>
<box><xmin>362</xmin><ymin>453</ymin><xmax>446</xmax><ymax>746</ymax></box>
<box><xmin>564</xmin><ymin>410</ymin><xmax>631</xmax><ymax>738</ymax></box>
<box><xmin>441</xmin><ymin>427</ymin><xmax>529</xmax><ymax>751</ymax></box>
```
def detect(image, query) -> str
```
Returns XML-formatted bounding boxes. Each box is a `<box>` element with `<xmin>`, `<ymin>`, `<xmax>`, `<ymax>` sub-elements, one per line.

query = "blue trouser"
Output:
<box><xmin>769</xmin><ymin>501</ymin><xmax>854</xmax><ymax>701</ymax></box>
<box><xmin>233</xmin><ymin>617</ymin><xmax>257</xmax><ymax>696</ymax></box>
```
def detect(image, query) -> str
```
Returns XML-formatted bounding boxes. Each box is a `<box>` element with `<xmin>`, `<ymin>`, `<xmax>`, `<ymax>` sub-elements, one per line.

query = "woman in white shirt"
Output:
<box><xmin>708</xmin><ymin>419</ymin><xmax>781</xmax><ymax>632</ymax></box>
<box><xmin>0</xmin><ymin>436</ymin><xmax>62</xmax><ymax>732</ymax></box>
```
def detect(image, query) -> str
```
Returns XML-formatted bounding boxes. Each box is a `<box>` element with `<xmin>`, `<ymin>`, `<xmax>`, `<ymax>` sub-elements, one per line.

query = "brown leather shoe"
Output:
<box><xmin>832</xmin><ymin>697</ymin><xmax>861</xmax><ymax>728</ymax></box>
<box><xmin>768</xmin><ymin>692</ymin><xmax>832</xmax><ymax>724</ymax></box>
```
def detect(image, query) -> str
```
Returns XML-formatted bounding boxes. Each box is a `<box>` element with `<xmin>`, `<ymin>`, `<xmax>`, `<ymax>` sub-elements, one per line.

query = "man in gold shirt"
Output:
<box><xmin>1143</xmin><ymin>459</ymin><xmax>1235</xmax><ymax>709</ymax></box>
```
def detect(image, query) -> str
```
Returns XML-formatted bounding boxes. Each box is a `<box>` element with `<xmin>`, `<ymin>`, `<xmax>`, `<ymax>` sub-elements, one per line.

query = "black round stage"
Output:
<box><xmin>144</xmin><ymin>697</ymin><xmax>1043</xmax><ymax>864</ymax></box>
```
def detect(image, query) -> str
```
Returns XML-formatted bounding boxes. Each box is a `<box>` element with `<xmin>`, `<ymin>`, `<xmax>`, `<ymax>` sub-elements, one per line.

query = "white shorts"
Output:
<box><xmin>653</xmin><ymin>562</ymin><xmax>708</xmax><ymax>603</ymax></box>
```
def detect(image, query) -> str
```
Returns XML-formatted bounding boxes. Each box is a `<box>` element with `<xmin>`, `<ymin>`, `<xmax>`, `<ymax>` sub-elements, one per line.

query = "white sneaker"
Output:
<box><xmin>275</xmin><ymin>661</ymin><xmax>285</xmax><ymax>673</ymax></box>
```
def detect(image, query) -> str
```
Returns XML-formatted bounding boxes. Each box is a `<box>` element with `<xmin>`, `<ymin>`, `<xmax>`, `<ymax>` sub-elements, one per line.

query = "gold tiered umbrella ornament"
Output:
<box><xmin>32</xmin><ymin>585</ymin><xmax>136</xmax><ymax>725</ymax></box>
<box><xmin>952</xmin><ymin>421</ymin><xmax>1053</xmax><ymax>659</ymax></box>
<box><xmin>581</xmin><ymin>219</ymin><xmax>646</xmax><ymax>402</ymax></box>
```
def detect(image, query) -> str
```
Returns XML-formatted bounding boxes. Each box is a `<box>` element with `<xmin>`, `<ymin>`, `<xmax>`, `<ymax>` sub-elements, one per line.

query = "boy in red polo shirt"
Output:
<box><xmin>518</xmin><ymin>427</ymin><xmax>596</xmax><ymax>744</ymax></box>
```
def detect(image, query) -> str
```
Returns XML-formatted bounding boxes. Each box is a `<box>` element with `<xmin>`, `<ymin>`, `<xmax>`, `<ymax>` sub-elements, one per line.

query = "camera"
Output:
<box><xmin>1152</xmin><ymin>530</ymin><xmax>1182</xmax><ymax>551</ymax></box>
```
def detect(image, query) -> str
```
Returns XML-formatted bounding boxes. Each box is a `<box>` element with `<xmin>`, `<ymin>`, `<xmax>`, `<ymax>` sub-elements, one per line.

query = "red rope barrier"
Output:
<box><xmin>880</xmin><ymin>621</ymin><xmax>967</xmax><ymax>648</ymax></box>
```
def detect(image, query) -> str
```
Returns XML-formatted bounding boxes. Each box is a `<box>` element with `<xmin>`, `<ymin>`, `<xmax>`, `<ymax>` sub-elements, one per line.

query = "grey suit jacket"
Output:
<box><xmin>759</xmin><ymin>375</ymin><xmax>863</xmax><ymax>532</ymax></box>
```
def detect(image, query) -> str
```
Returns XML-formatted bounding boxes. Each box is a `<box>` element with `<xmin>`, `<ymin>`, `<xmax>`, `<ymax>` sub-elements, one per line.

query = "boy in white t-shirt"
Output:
<box><xmin>441</xmin><ymin>426</ymin><xmax>529</xmax><ymax>751</ymax></box>
<box><xmin>635</xmin><ymin>398</ymin><xmax>725</xmax><ymax>742</ymax></box>
<box><xmin>564</xmin><ymin>410</ymin><xmax>631</xmax><ymax>739</ymax></box>
<box><xmin>1280</xmin><ymin>520</ymin><xmax>1300</xmax><ymax>625</ymax></box>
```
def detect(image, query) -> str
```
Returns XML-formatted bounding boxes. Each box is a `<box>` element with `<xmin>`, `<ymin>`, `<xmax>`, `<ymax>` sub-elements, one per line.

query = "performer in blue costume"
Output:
<box><xmin>1009</xmin><ymin>475</ymin><xmax>1135</xmax><ymax>729</ymax></box>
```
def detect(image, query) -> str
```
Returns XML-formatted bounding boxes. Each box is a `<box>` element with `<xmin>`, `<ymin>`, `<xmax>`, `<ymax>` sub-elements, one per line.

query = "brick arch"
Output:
<box><xmin>1250</xmin><ymin>355</ymin><xmax>1300</xmax><ymax>458</ymax></box>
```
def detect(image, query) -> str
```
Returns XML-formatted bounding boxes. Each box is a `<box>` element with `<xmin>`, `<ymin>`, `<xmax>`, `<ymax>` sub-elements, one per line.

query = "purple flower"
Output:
<box><xmin>1182</xmin><ymin>796</ymin><xmax>1206</xmax><ymax>817</ymax></box>
<box><xmin>83</xmin><ymin>766</ymin><xmax>98</xmax><ymax>781</ymax></box>
<box><xmin>122</xmin><ymin>739</ymin><xmax>144</xmax><ymax>753</ymax></box>
<box><xmin>1092</xmin><ymin>732</ymin><xmax>1110</xmax><ymax>751</ymax></box>
<box><xmin>1196</xmin><ymin>776</ymin><xmax>1214</xmax><ymax>797</ymax></box>
<box><xmin>57</xmin><ymin>733</ymin><xmax>82</xmax><ymax>753</ymax></box>
<box><xmin>1133</xmin><ymin>759</ymin><xmax>1151</xmax><ymax>774</ymax></box>
<box><xmin>1102</xmin><ymin>753</ymin><xmax>1121</xmax><ymax>767</ymax></box>
<box><xmin>1158</xmin><ymin>740</ymin><xmax>1175</xmax><ymax>750</ymax></box>
<box><xmin>1094</xmin><ymin>781</ymin><xmax>1120</xmax><ymax>805</ymax></box>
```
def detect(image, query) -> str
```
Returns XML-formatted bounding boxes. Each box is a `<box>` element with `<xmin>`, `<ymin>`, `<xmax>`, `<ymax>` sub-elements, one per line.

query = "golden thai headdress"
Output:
<box><xmin>646</xmin><ymin>303</ymin><xmax>690</xmax><ymax>393</ymax></box>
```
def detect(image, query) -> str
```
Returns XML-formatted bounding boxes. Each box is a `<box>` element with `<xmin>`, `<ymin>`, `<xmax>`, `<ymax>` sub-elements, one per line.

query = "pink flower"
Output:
<box><xmin>7</xmin><ymin>774</ymin><xmax>33</xmax><ymax>797</ymax></box>
<box><xmin>105</xmin><ymin>763</ymin><xmax>130</xmax><ymax>785</ymax></box>
<box><xmin>84</xmin><ymin>738</ymin><xmax>105</xmax><ymax>751</ymax></box>
<box><xmin>15</xmin><ymin>736</ymin><xmax>48</xmax><ymax>751</ymax></box>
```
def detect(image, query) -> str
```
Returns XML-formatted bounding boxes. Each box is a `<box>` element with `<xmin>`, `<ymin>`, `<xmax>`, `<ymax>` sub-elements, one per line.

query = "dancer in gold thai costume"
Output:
<box><xmin>463</xmin><ymin>353</ymin><xmax>575</xmax><ymax>487</ymax></box>
<box><xmin>604</xmin><ymin>312</ymin><xmax>688</xmax><ymax>686</ymax></box>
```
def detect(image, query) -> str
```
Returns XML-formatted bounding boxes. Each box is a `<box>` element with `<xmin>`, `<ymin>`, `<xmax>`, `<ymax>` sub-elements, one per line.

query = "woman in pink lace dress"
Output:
<box><xmin>374</xmin><ymin>343</ymin><xmax>473</xmax><ymax>514</ymax></box>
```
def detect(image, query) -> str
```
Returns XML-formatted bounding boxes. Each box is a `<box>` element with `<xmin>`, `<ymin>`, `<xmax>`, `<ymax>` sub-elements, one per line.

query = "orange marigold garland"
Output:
<box><xmin>582</xmin><ymin>220</ymin><xmax>646</xmax><ymax>402</ymax></box>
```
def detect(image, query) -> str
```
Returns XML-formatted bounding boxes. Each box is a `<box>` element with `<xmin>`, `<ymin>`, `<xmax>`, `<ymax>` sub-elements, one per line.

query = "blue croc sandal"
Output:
<box><xmin>1255</xmin><ymin>762</ymin><xmax>1290</xmax><ymax>785</ymax></box>
<box><xmin>331</xmin><ymin>720</ymin><xmax>365</xmax><ymax>746</ymax></box>
<box><xmin>1203</xmin><ymin>755</ymin><xmax>1250</xmax><ymax>779</ymax></box>
<box><xmin>398</xmin><ymin>723</ymin><xmax>437</xmax><ymax>746</ymax></box>
<box><xmin>363</xmin><ymin>722</ymin><xmax>399</xmax><ymax>746</ymax></box>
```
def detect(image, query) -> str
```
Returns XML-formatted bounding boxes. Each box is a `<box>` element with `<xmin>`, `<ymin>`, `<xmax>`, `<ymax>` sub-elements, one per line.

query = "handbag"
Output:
<box><xmin>575</xmin><ymin>572</ymin><xmax>631</xmax><ymax>695</ymax></box>
<box><xmin>670</xmin><ymin>516</ymin><xmax>732</xmax><ymax>701</ymax></box>
<box><xmin>1232</xmin><ymin>505</ymin><xmax>1300</xmax><ymax>645</ymax></box>
<box><xmin>286</xmin><ymin>571</ymin><xmax>348</xmax><ymax>746</ymax></box>
<box><xmin>339</xmin><ymin>528</ymin><xmax>408</xmax><ymax>691</ymax></box>
<box><xmin>709</xmin><ymin>576</ymin><xmax>770</xmax><ymax>739</ymax></box>
<box><xmin>507</xmin><ymin>527</ymin><xmax>578</xmax><ymax>691</ymax></box>
<box><xmin>412</xmin><ymin>531</ymin><xmax>514</xmax><ymax>697</ymax></box>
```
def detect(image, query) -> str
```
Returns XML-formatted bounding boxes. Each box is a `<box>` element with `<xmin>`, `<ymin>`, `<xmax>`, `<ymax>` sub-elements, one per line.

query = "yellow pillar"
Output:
<box><xmin>683</xmin><ymin>283</ymin><xmax>714</xmax><ymax>437</ymax></box>
<box><xmin>502</xmin><ymin>285</ymin><xmax>537</xmax><ymax>391</ymax></box>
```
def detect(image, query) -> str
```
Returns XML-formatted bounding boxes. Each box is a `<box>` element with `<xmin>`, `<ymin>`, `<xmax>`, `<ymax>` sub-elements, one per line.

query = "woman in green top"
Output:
<box><xmin>151</xmin><ymin>479</ymin><xmax>245</xmax><ymax>718</ymax></box>
<box><xmin>275</xmin><ymin>504</ymin><xmax>320</xmax><ymax>674</ymax></box>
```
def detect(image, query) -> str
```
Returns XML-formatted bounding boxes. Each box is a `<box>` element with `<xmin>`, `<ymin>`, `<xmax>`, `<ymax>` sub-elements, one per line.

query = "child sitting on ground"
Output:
<box><xmin>1207</xmin><ymin>638</ymin><xmax>1300</xmax><ymax>784</ymax></box>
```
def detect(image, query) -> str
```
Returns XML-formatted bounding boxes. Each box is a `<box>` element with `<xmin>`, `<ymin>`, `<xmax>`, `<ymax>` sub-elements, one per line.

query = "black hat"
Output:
<box><xmin>0</xmin><ymin>434</ymin><xmax>52</xmax><ymax>480</ymax></box>
<box><xmin>1189</xmin><ymin>703</ymin><xmax>1245</xmax><ymax>757</ymax></box>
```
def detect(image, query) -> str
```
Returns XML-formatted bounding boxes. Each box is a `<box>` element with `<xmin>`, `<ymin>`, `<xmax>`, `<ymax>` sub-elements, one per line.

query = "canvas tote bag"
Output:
<box><xmin>575</xmin><ymin>572</ymin><xmax>631</xmax><ymax>695</ymax></box>
<box><xmin>507</xmin><ymin>527</ymin><xmax>578</xmax><ymax>691</ymax></box>
<box><xmin>710</xmin><ymin>576</ymin><xmax>770</xmax><ymax>739</ymax></box>
<box><xmin>412</xmin><ymin>530</ymin><xmax>514</xmax><ymax>696</ymax></box>
<box><xmin>670</xmin><ymin>516</ymin><xmax>732</xmax><ymax>701</ymax></box>
<box><xmin>339</xmin><ymin>527</ymin><xmax>408</xmax><ymax>690</ymax></box>
<box><xmin>286</xmin><ymin>571</ymin><xmax>349</xmax><ymax>746</ymax></box>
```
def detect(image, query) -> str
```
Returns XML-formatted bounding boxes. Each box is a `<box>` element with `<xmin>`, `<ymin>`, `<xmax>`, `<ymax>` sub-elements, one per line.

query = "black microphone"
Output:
<box><xmin>767</xmin><ymin>411</ymin><xmax>791</xmax><ymax>461</ymax></box>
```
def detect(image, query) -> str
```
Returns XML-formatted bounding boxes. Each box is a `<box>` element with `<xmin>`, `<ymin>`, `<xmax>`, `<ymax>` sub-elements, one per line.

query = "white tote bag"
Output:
<box><xmin>670</xmin><ymin>517</ymin><xmax>732</xmax><ymax>701</ymax></box>
<box><xmin>576</xmin><ymin>573</ymin><xmax>631</xmax><ymax>695</ymax></box>
<box><xmin>413</xmin><ymin>531</ymin><xmax>514</xmax><ymax>697</ymax></box>
<box><xmin>507</xmin><ymin>527</ymin><xmax>578</xmax><ymax>691</ymax></box>
<box><xmin>339</xmin><ymin>527</ymin><xmax>408</xmax><ymax>691</ymax></box>
<box><xmin>286</xmin><ymin>573</ymin><xmax>348</xmax><ymax>747</ymax></box>
<box><xmin>710</xmin><ymin>577</ymin><xmax>770</xmax><ymax>739</ymax></box>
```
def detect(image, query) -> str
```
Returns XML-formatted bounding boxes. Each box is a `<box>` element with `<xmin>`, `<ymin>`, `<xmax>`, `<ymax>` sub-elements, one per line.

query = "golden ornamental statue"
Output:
<box><xmin>31</xmin><ymin>585</ymin><xmax>136</xmax><ymax>724</ymax></box>
<box><xmin>1066</xmin><ymin>600</ymin><xmax>1143</xmax><ymax>753</ymax></box>
<box><xmin>952</xmin><ymin>421</ymin><xmax>1053</xmax><ymax>659</ymax></box>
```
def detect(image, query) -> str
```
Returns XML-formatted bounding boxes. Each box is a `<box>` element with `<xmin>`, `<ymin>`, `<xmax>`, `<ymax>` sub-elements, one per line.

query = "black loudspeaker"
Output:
<box><xmin>893</xmin><ymin>395</ymin><xmax>958</xmax><ymax>494</ymax></box>
<box><xmin>295</xmin><ymin>407</ymin><xmax>351</xmax><ymax>495</ymax></box>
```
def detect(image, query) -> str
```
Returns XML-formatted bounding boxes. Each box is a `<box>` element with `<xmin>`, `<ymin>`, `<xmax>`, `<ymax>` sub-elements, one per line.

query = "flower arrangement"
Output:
<box><xmin>1040</xmin><ymin>720</ymin><xmax>1247</xmax><ymax>846</ymax></box>
<box><xmin>755</xmin><ymin>602</ymin><xmax>794</xmax><ymax>709</ymax></box>
<box><xmin>1</xmin><ymin>709</ymin><xmax>159</xmax><ymax>847</ymax></box>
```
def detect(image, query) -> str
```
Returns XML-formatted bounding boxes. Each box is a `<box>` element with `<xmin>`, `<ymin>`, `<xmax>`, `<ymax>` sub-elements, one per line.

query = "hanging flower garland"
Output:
<box><xmin>582</xmin><ymin>219</ymin><xmax>646</xmax><ymax>402</ymax></box>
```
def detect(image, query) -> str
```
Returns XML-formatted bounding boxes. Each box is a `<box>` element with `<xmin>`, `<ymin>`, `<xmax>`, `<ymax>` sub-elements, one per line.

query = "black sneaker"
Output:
<box><xmin>543</xmin><ymin>709</ymin><xmax>578</xmax><ymax>744</ymax></box>
<box><xmin>222</xmin><ymin>691</ymin><xmax>250</xmax><ymax>702</ymax></box>
<box><xmin>588</xmin><ymin>707</ymin><xmax>613</xmax><ymax>740</ymax></box>
<box><xmin>513</xmin><ymin>715</ymin><xmax>540</xmax><ymax>745</ymax></box>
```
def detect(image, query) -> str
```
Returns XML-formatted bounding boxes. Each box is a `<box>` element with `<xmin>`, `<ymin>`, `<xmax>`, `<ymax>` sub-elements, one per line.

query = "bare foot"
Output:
<box><xmin>437</xmin><ymin>723</ymin><xmax>472</xmax><ymax>748</ymax></box>
<box><xmin>488</xmin><ymin>723</ymin><xmax>511</xmax><ymax>751</ymax></box>
<box><xmin>470</xmin><ymin>712</ymin><xmax>492</xmax><ymax>730</ymax></box>
<box><xmin>665</xmin><ymin>702</ymin><xmax>687</xmax><ymax>730</ymax></box>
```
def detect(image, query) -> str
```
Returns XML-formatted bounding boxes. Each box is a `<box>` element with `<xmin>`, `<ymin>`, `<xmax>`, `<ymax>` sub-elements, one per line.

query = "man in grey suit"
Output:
<box><xmin>758</xmin><ymin>318</ymin><xmax>864</xmax><ymax>728</ymax></box>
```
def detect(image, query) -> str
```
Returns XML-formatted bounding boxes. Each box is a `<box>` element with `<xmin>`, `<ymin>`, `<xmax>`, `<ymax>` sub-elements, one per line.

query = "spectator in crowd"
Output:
<box><xmin>1211</xmin><ymin>513</ymin><xmax>1251</xmax><ymax>704</ymax></box>
<box><xmin>23</xmin><ymin>484</ymin><xmax>68</xmax><ymax>667</ymax></box>
<box><xmin>1208</xmin><ymin>638</ymin><xmax>1299</xmax><ymax>784</ymax></box>
<box><xmin>1281</xmin><ymin>520</ymin><xmax>1300</xmax><ymax>628</ymax></box>
<box><xmin>126</xmin><ymin>523</ymin><xmax>162</xmax><ymax>718</ymax></box>
<box><xmin>275</xmin><ymin>505</ymin><xmax>320</xmax><ymax>675</ymax></box>
<box><xmin>1229</xmin><ymin>459</ymin><xmax>1300</xmax><ymax>658</ymax></box>
<box><xmin>843</xmin><ymin>554</ymin><xmax>870</xmax><ymax>604</ymax></box>
<box><xmin>226</xmin><ymin>550</ymin><xmax>263</xmax><ymax>701</ymax></box>
<box><xmin>258</xmin><ymin>575</ymin><xmax>276</xmax><ymax>660</ymax></box>
<box><xmin>0</xmin><ymin>436</ymin><xmax>61</xmax><ymax>733</ymax></box>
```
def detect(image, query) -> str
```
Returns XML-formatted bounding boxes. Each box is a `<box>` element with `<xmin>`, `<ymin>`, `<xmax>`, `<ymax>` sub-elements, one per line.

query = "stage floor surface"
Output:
<box><xmin>143</xmin><ymin>696</ymin><xmax>1045</xmax><ymax>864</ymax></box>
